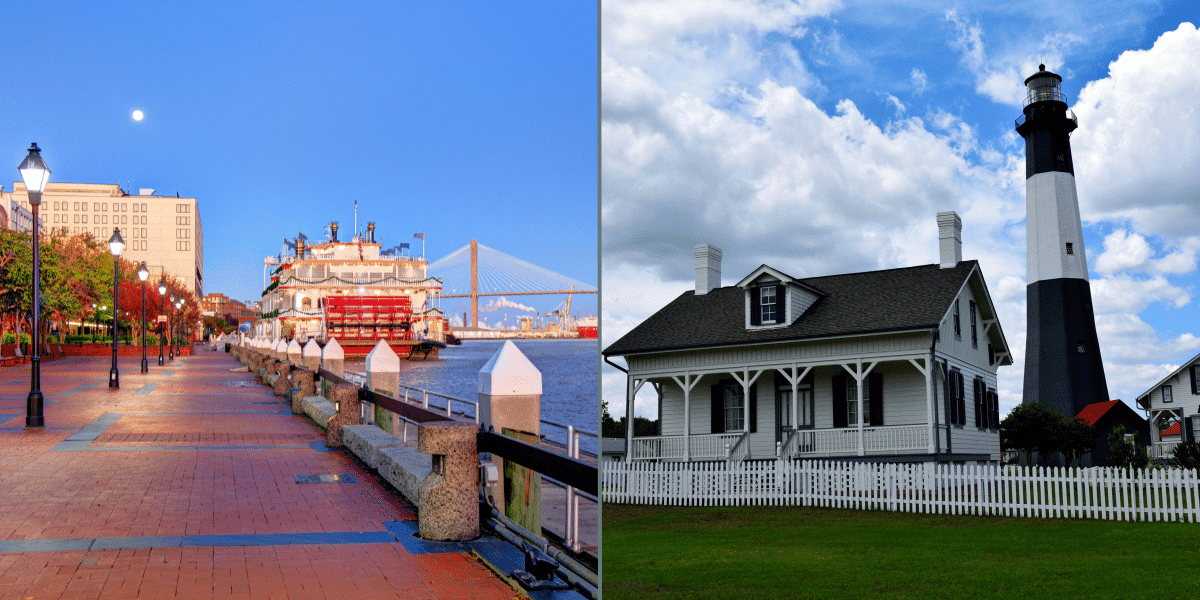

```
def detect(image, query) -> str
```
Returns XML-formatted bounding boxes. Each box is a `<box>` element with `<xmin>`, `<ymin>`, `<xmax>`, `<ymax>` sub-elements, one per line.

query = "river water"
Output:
<box><xmin>347</xmin><ymin>338</ymin><xmax>598</xmax><ymax>454</ymax></box>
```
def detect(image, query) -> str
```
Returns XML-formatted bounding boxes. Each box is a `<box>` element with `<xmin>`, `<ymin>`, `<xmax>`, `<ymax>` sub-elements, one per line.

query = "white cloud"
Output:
<box><xmin>1095</xmin><ymin>229</ymin><xmax>1199</xmax><ymax>275</ymax></box>
<box><xmin>1073</xmin><ymin>23</ymin><xmax>1200</xmax><ymax>239</ymax></box>
<box><xmin>881</xmin><ymin>92</ymin><xmax>905</xmax><ymax>116</ymax></box>
<box><xmin>479</xmin><ymin>296</ymin><xmax>537</xmax><ymax>313</ymax></box>
<box><xmin>1091</xmin><ymin>274</ymin><xmax>1191</xmax><ymax>314</ymax></box>
<box><xmin>911</xmin><ymin>68</ymin><xmax>929</xmax><ymax>95</ymax></box>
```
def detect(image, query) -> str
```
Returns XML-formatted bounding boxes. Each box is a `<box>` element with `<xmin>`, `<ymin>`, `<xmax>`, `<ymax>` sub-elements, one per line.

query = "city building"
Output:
<box><xmin>202</xmin><ymin>293</ymin><xmax>256</xmax><ymax>329</ymax></box>
<box><xmin>0</xmin><ymin>185</ymin><xmax>44</xmax><ymax>232</ymax></box>
<box><xmin>604</xmin><ymin>213</ymin><xmax>1012</xmax><ymax>464</ymax></box>
<box><xmin>4</xmin><ymin>182</ymin><xmax>203</xmax><ymax>298</ymax></box>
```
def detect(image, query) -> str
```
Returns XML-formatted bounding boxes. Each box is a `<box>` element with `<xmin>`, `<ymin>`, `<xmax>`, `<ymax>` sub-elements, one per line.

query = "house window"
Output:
<box><xmin>970</xmin><ymin>300</ymin><xmax>977</xmax><ymax>349</ymax></box>
<box><xmin>776</xmin><ymin>378</ymin><xmax>813</xmax><ymax>430</ymax></box>
<box><xmin>1163</xmin><ymin>385</ymin><xmax>1173</xmax><ymax>404</ymax></box>
<box><xmin>760</xmin><ymin>286</ymin><xmax>776</xmax><ymax>324</ymax></box>
<box><xmin>846</xmin><ymin>377</ymin><xmax>872</xmax><ymax>426</ymax></box>
<box><xmin>724</xmin><ymin>384</ymin><xmax>745</xmax><ymax>432</ymax></box>
<box><xmin>953</xmin><ymin>300</ymin><xmax>961</xmax><ymax>340</ymax></box>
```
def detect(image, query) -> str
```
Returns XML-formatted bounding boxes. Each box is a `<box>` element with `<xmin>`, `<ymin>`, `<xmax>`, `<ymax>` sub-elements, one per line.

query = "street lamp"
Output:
<box><xmin>157</xmin><ymin>277</ymin><xmax>166</xmax><ymax>365</ymax></box>
<box><xmin>91</xmin><ymin>303</ymin><xmax>97</xmax><ymax>343</ymax></box>
<box><xmin>138</xmin><ymin>263</ymin><xmax>149</xmax><ymax>373</ymax></box>
<box><xmin>176</xmin><ymin>298</ymin><xmax>185</xmax><ymax>353</ymax></box>
<box><xmin>168</xmin><ymin>294</ymin><xmax>176</xmax><ymax>360</ymax></box>
<box><xmin>108</xmin><ymin>228</ymin><xmax>124</xmax><ymax>389</ymax></box>
<box><xmin>18</xmin><ymin>143</ymin><xmax>49</xmax><ymax>428</ymax></box>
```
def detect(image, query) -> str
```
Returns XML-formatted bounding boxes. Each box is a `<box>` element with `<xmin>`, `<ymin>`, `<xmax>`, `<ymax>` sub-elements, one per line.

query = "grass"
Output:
<box><xmin>602</xmin><ymin>503</ymin><xmax>1200</xmax><ymax>599</ymax></box>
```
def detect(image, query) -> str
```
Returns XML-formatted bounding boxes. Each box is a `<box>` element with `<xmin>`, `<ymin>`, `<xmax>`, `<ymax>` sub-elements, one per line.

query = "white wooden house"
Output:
<box><xmin>1135</xmin><ymin>351</ymin><xmax>1200</xmax><ymax>459</ymax></box>
<box><xmin>603</xmin><ymin>212</ymin><xmax>1013</xmax><ymax>464</ymax></box>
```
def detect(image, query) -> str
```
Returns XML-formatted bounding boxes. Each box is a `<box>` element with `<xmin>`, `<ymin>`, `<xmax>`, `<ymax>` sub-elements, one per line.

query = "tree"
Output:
<box><xmin>1057</xmin><ymin>417</ymin><xmax>1098</xmax><ymax>468</ymax></box>
<box><xmin>1000</xmin><ymin>402</ymin><xmax>1066</xmax><ymax>466</ymax></box>
<box><xmin>1174</xmin><ymin>440</ymin><xmax>1200</xmax><ymax>471</ymax></box>
<box><xmin>1107</xmin><ymin>425</ymin><xmax>1149</xmax><ymax>470</ymax></box>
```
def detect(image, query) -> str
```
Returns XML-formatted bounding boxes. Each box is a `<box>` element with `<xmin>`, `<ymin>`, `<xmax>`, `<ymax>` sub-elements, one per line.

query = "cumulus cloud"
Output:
<box><xmin>911</xmin><ymin>68</ymin><xmax>929</xmax><ymax>95</ymax></box>
<box><xmin>1095</xmin><ymin>229</ymin><xmax>1199</xmax><ymax>275</ymax></box>
<box><xmin>1072</xmin><ymin>23</ymin><xmax>1200</xmax><ymax>239</ymax></box>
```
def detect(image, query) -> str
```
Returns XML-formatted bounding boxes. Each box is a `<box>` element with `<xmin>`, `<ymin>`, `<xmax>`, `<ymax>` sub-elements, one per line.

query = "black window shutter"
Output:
<box><xmin>989</xmin><ymin>390</ymin><xmax>999</xmax><ymax>430</ymax></box>
<box><xmin>988</xmin><ymin>344</ymin><xmax>994</xmax><ymax>366</ymax></box>
<box><xmin>776</xmin><ymin>284</ymin><xmax>786</xmax><ymax>322</ymax></box>
<box><xmin>1192</xmin><ymin>365</ymin><xmax>1199</xmax><ymax>395</ymax></box>
<box><xmin>869</xmin><ymin>372</ymin><xmax>883</xmax><ymax>427</ymax></box>
<box><xmin>974</xmin><ymin>378</ymin><xmax>984</xmax><ymax>428</ymax></box>
<box><xmin>832</xmin><ymin>374</ymin><xmax>847</xmax><ymax>428</ymax></box>
<box><xmin>749</xmin><ymin>288</ymin><xmax>761</xmax><ymax>326</ymax></box>
<box><xmin>956</xmin><ymin>372</ymin><xmax>966</xmax><ymax>426</ymax></box>
<box><xmin>748</xmin><ymin>382</ymin><xmax>757</xmax><ymax>433</ymax></box>
<box><xmin>710</xmin><ymin>380</ymin><xmax>725</xmax><ymax>434</ymax></box>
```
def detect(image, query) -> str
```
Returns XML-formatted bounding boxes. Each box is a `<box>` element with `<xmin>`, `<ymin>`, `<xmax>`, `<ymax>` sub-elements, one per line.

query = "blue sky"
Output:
<box><xmin>0</xmin><ymin>1</ymin><xmax>597</xmax><ymax>325</ymax></box>
<box><xmin>602</xmin><ymin>0</ymin><xmax>1200</xmax><ymax>421</ymax></box>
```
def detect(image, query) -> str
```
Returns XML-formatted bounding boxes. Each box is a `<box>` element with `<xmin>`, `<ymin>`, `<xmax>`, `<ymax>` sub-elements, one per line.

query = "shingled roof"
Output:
<box><xmin>604</xmin><ymin>260</ymin><xmax>979</xmax><ymax>356</ymax></box>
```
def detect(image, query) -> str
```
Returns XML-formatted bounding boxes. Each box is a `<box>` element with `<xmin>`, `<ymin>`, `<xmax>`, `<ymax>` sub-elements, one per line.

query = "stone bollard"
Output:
<box><xmin>365</xmin><ymin>340</ymin><xmax>400</xmax><ymax>432</ymax></box>
<box><xmin>322</xmin><ymin>338</ymin><xmax>345</xmax><ymax>379</ymax></box>
<box><xmin>302</xmin><ymin>339</ymin><xmax>321</xmax><ymax>372</ymax></box>
<box><xmin>325</xmin><ymin>384</ymin><xmax>361</xmax><ymax>448</ymax></box>
<box><xmin>417</xmin><ymin>420</ymin><xmax>480</xmax><ymax>541</ymax></box>
<box><xmin>291</xmin><ymin>368</ymin><xmax>315</xmax><ymax>414</ymax></box>
<box><xmin>478</xmin><ymin>340</ymin><xmax>542</xmax><ymax>533</ymax></box>
<box><xmin>286</xmin><ymin>339</ymin><xmax>302</xmax><ymax>365</ymax></box>
<box><xmin>273</xmin><ymin>362</ymin><xmax>292</xmax><ymax>397</ymax></box>
<box><xmin>275</xmin><ymin>339</ymin><xmax>288</xmax><ymax>361</ymax></box>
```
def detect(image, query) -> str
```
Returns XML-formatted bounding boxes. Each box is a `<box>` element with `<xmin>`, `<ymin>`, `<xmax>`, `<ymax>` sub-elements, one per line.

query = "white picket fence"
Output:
<box><xmin>602</xmin><ymin>459</ymin><xmax>1200</xmax><ymax>522</ymax></box>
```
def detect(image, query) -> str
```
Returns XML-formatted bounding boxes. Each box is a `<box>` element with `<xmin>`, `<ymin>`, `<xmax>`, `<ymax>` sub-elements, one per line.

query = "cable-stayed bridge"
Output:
<box><xmin>428</xmin><ymin>240</ymin><xmax>595</xmax><ymax>328</ymax></box>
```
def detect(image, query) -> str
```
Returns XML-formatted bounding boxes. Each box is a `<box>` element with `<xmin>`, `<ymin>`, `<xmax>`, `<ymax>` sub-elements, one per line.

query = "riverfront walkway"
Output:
<box><xmin>0</xmin><ymin>351</ymin><xmax>519</xmax><ymax>599</ymax></box>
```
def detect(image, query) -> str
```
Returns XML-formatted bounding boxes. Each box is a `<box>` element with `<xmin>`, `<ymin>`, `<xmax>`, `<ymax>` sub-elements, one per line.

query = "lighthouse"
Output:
<box><xmin>1018</xmin><ymin>65</ymin><xmax>1110</xmax><ymax>417</ymax></box>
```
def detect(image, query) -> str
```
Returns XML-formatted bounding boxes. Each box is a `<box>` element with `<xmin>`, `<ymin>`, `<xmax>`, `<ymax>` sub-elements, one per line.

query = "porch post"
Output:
<box><xmin>856</xmin><ymin>358</ymin><xmax>864</xmax><ymax>456</ymax></box>
<box><xmin>683</xmin><ymin>374</ymin><xmax>691</xmax><ymax>461</ymax></box>
<box><xmin>924</xmin><ymin>358</ymin><xmax>935</xmax><ymax>453</ymax></box>
<box><xmin>625</xmin><ymin>375</ymin><xmax>635</xmax><ymax>461</ymax></box>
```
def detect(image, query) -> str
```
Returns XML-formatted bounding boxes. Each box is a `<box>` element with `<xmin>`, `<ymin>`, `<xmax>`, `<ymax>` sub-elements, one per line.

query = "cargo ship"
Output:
<box><xmin>576</xmin><ymin>316</ymin><xmax>597</xmax><ymax>339</ymax></box>
<box><xmin>258</xmin><ymin>222</ymin><xmax>446</xmax><ymax>358</ymax></box>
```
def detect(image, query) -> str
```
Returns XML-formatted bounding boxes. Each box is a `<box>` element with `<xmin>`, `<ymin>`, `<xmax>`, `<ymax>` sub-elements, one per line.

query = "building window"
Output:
<box><xmin>177</xmin><ymin>240</ymin><xmax>191</xmax><ymax>251</ymax></box>
<box><xmin>953</xmin><ymin>299</ymin><xmax>961</xmax><ymax>340</ymax></box>
<box><xmin>1077</xmin><ymin>341</ymin><xmax>1085</xmax><ymax>354</ymax></box>
<box><xmin>1163</xmin><ymin>385</ymin><xmax>1173</xmax><ymax>404</ymax></box>
<box><xmin>970</xmin><ymin>300</ymin><xmax>977</xmax><ymax>349</ymax></box>
<box><xmin>1066</xmin><ymin>243</ymin><xmax>1074</xmax><ymax>255</ymax></box>
<box><xmin>724</xmin><ymin>384</ymin><xmax>745</xmax><ymax>432</ymax></box>
<box><xmin>846</xmin><ymin>377</ymin><xmax>872</xmax><ymax>426</ymax></box>
<box><xmin>760</xmin><ymin>286</ymin><xmax>776</xmax><ymax>324</ymax></box>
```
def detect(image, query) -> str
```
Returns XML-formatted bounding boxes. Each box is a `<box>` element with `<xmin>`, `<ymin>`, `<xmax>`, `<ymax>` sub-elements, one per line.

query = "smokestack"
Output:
<box><xmin>367</xmin><ymin>222</ymin><xmax>376</xmax><ymax>243</ymax></box>
<box><xmin>330</xmin><ymin>222</ymin><xmax>339</xmax><ymax>242</ymax></box>
<box><xmin>694</xmin><ymin>244</ymin><xmax>722</xmax><ymax>294</ymax></box>
<box><xmin>937</xmin><ymin>211</ymin><xmax>961</xmax><ymax>269</ymax></box>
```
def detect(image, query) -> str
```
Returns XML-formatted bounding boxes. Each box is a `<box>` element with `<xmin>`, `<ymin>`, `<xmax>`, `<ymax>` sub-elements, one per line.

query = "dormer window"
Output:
<box><xmin>760</xmin><ymin>286</ymin><xmax>777</xmax><ymax>323</ymax></box>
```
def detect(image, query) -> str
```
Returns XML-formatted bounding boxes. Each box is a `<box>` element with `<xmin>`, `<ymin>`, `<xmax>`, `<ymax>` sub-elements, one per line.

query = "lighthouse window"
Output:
<box><xmin>1065</xmin><ymin>243</ymin><xmax>1074</xmax><ymax>255</ymax></box>
<box><xmin>1077</xmin><ymin>341</ymin><xmax>1085</xmax><ymax>354</ymax></box>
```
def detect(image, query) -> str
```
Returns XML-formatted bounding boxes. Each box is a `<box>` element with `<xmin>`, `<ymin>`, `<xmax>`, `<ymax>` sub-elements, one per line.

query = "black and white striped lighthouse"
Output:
<box><xmin>1018</xmin><ymin>65</ymin><xmax>1110</xmax><ymax>417</ymax></box>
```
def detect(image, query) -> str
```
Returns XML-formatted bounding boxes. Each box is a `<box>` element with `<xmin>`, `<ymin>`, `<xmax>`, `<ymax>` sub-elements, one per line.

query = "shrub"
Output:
<box><xmin>1108</xmin><ymin>425</ymin><xmax>1149</xmax><ymax>470</ymax></box>
<box><xmin>18</xmin><ymin>332</ymin><xmax>30</xmax><ymax>345</ymax></box>
<box><xmin>1</xmin><ymin>332</ymin><xmax>15</xmax><ymax>345</ymax></box>
<box><xmin>1174</xmin><ymin>440</ymin><xmax>1200</xmax><ymax>471</ymax></box>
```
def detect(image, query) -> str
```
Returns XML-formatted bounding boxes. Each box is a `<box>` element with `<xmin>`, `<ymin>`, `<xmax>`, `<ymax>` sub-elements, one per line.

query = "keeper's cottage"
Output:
<box><xmin>604</xmin><ymin>212</ymin><xmax>1012</xmax><ymax>464</ymax></box>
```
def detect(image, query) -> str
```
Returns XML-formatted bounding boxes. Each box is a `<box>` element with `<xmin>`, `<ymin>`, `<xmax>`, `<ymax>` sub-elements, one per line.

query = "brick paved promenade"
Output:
<box><xmin>0</xmin><ymin>350</ymin><xmax>519</xmax><ymax>599</ymax></box>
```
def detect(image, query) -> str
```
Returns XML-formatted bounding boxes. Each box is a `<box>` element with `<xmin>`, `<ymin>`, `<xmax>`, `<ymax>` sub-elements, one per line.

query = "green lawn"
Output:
<box><xmin>603</xmin><ymin>503</ymin><xmax>1200</xmax><ymax>599</ymax></box>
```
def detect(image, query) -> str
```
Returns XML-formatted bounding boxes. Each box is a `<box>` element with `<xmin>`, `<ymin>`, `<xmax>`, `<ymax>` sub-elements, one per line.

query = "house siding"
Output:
<box><xmin>788</xmin><ymin>286</ymin><xmax>820</xmax><ymax>323</ymax></box>
<box><xmin>627</xmin><ymin>332</ymin><xmax>931</xmax><ymax>375</ymax></box>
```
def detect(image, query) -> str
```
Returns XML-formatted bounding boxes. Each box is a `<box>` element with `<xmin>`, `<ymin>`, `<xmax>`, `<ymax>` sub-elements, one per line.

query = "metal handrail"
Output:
<box><xmin>777</xmin><ymin>429</ymin><xmax>798</xmax><ymax>458</ymax></box>
<box><xmin>725</xmin><ymin>431</ymin><xmax>750</xmax><ymax>462</ymax></box>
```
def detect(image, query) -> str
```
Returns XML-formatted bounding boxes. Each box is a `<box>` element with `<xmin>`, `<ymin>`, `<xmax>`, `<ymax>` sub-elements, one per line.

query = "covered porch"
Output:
<box><xmin>622</xmin><ymin>352</ymin><xmax>952</xmax><ymax>462</ymax></box>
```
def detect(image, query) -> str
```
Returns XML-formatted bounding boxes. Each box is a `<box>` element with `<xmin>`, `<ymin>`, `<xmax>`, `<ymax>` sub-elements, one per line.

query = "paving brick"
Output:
<box><xmin>0</xmin><ymin>353</ymin><xmax>520</xmax><ymax>599</ymax></box>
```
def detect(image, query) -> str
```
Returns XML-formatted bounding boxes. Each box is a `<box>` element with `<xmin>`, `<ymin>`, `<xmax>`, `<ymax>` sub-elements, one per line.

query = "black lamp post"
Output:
<box><xmin>168</xmin><ymin>294</ymin><xmax>176</xmax><ymax>360</ymax></box>
<box><xmin>157</xmin><ymin>277</ymin><xmax>166</xmax><ymax>365</ymax></box>
<box><xmin>108</xmin><ymin>228</ymin><xmax>124</xmax><ymax>389</ymax></box>
<box><xmin>138</xmin><ymin>262</ymin><xmax>149</xmax><ymax>373</ymax></box>
<box><xmin>19</xmin><ymin>143</ymin><xmax>49</xmax><ymax>428</ymax></box>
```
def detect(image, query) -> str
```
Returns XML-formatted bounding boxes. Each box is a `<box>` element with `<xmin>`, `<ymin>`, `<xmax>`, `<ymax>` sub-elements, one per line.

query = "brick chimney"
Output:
<box><xmin>694</xmin><ymin>244</ymin><xmax>722</xmax><ymax>294</ymax></box>
<box><xmin>937</xmin><ymin>211</ymin><xmax>961</xmax><ymax>268</ymax></box>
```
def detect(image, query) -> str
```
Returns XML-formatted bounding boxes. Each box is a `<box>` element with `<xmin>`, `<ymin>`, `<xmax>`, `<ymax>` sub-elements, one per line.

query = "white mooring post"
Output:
<box><xmin>478</xmin><ymin>340</ymin><xmax>542</xmax><ymax>532</ymax></box>
<box><xmin>322</xmin><ymin>338</ymin><xmax>344</xmax><ymax>379</ymax></box>
<box><xmin>365</xmin><ymin>340</ymin><xmax>400</xmax><ymax>431</ymax></box>
<box><xmin>301</xmin><ymin>339</ymin><xmax>321</xmax><ymax>371</ymax></box>
<box><xmin>286</xmin><ymin>339</ymin><xmax>302</xmax><ymax>365</ymax></box>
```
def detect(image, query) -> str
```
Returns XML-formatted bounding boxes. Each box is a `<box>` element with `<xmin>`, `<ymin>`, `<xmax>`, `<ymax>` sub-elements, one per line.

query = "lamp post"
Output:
<box><xmin>138</xmin><ymin>263</ymin><xmax>149</xmax><ymax>373</ymax></box>
<box><xmin>176</xmin><ymin>299</ymin><xmax>185</xmax><ymax>354</ymax></box>
<box><xmin>91</xmin><ymin>303</ymin><xmax>97</xmax><ymax>343</ymax></box>
<box><xmin>158</xmin><ymin>278</ymin><xmax>166</xmax><ymax>365</ymax></box>
<box><xmin>108</xmin><ymin>228</ymin><xmax>124</xmax><ymax>389</ymax></box>
<box><xmin>19</xmin><ymin>143</ymin><xmax>49</xmax><ymax>428</ymax></box>
<box><xmin>168</xmin><ymin>294</ymin><xmax>176</xmax><ymax>360</ymax></box>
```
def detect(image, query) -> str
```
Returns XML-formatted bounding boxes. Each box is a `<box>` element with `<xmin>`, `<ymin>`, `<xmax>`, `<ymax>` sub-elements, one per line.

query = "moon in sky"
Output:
<box><xmin>132</xmin><ymin>110</ymin><xmax>144</xmax><ymax>121</ymax></box>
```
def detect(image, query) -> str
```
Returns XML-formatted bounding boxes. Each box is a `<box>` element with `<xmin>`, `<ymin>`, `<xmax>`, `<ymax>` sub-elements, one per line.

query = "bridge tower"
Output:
<box><xmin>1018</xmin><ymin>64</ymin><xmax>1110</xmax><ymax>416</ymax></box>
<box><xmin>470</xmin><ymin>239</ymin><xmax>479</xmax><ymax>328</ymax></box>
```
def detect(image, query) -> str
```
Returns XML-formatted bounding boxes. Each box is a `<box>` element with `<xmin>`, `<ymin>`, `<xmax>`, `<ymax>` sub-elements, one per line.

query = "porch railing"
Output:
<box><xmin>1154</xmin><ymin>441</ymin><xmax>1180</xmax><ymax>459</ymax></box>
<box><xmin>793</xmin><ymin>424</ymin><xmax>930</xmax><ymax>457</ymax></box>
<box><xmin>725</xmin><ymin>432</ymin><xmax>751</xmax><ymax>462</ymax></box>
<box><xmin>630</xmin><ymin>433</ymin><xmax>744</xmax><ymax>461</ymax></box>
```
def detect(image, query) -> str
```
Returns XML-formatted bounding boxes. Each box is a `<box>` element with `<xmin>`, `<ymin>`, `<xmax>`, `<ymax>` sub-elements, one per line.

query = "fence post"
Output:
<box><xmin>417</xmin><ymin>420</ymin><xmax>480</xmax><ymax>541</ymax></box>
<box><xmin>325</xmin><ymin>384</ymin><xmax>360</xmax><ymax>448</ymax></box>
<box><xmin>365</xmin><ymin>340</ymin><xmax>400</xmax><ymax>432</ymax></box>
<box><xmin>322</xmin><ymin>338</ymin><xmax>344</xmax><ymax>379</ymax></box>
<box><xmin>478</xmin><ymin>340</ymin><xmax>542</xmax><ymax>533</ymax></box>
